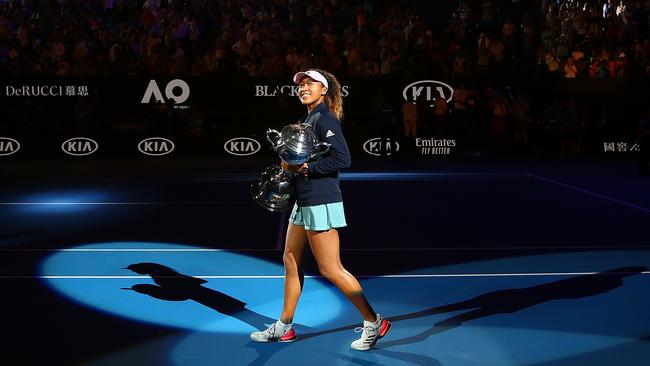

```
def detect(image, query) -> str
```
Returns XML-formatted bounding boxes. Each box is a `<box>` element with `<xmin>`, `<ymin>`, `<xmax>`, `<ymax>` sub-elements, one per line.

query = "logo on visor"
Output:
<box><xmin>138</xmin><ymin>137</ymin><xmax>175</xmax><ymax>156</ymax></box>
<box><xmin>363</xmin><ymin>138</ymin><xmax>400</xmax><ymax>156</ymax></box>
<box><xmin>224</xmin><ymin>137</ymin><xmax>261</xmax><ymax>156</ymax></box>
<box><xmin>0</xmin><ymin>137</ymin><xmax>20</xmax><ymax>156</ymax></box>
<box><xmin>402</xmin><ymin>80</ymin><xmax>454</xmax><ymax>106</ymax></box>
<box><xmin>62</xmin><ymin>137</ymin><xmax>99</xmax><ymax>156</ymax></box>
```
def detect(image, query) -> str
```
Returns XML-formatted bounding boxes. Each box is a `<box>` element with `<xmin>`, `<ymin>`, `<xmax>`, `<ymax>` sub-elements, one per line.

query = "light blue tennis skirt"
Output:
<box><xmin>289</xmin><ymin>202</ymin><xmax>347</xmax><ymax>231</ymax></box>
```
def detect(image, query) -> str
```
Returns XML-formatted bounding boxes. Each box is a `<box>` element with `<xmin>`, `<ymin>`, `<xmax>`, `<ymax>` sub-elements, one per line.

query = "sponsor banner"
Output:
<box><xmin>402</xmin><ymin>80</ymin><xmax>454</xmax><ymax>106</ymax></box>
<box><xmin>1</xmin><ymin>77</ymin><xmax>645</xmax><ymax>157</ymax></box>
<box><xmin>224</xmin><ymin>137</ymin><xmax>261</xmax><ymax>156</ymax></box>
<box><xmin>141</xmin><ymin>79</ymin><xmax>190</xmax><ymax>109</ymax></box>
<box><xmin>254</xmin><ymin>84</ymin><xmax>350</xmax><ymax>97</ymax></box>
<box><xmin>362</xmin><ymin>137</ymin><xmax>400</xmax><ymax>157</ymax></box>
<box><xmin>61</xmin><ymin>137</ymin><xmax>99</xmax><ymax>156</ymax></box>
<box><xmin>359</xmin><ymin>136</ymin><xmax>459</xmax><ymax>157</ymax></box>
<box><xmin>0</xmin><ymin>137</ymin><xmax>20</xmax><ymax>156</ymax></box>
<box><xmin>5</xmin><ymin>85</ymin><xmax>89</xmax><ymax>97</ymax></box>
<box><xmin>602</xmin><ymin>141</ymin><xmax>640</xmax><ymax>153</ymax></box>
<box><xmin>415</xmin><ymin>138</ymin><xmax>457</xmax><ymax>156</ymax></box>
<box><xmin>138</xmin><ymin>137</ymin><xmax>175</xmax><ymax>156</ymax></box>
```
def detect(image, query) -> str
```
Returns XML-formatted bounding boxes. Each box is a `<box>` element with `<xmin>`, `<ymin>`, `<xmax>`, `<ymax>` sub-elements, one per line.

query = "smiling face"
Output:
<box><xmin>297</xmin><ymin>77</ymin><xmax>327</xmax><ymax>107</ymax></box>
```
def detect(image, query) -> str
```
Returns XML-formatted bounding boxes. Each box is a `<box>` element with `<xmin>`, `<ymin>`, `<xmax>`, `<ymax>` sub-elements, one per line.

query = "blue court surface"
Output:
<box><xmin>1</xmin><ymin>158</ymin><xmax>649</xmax><ymax>366</ymax></box>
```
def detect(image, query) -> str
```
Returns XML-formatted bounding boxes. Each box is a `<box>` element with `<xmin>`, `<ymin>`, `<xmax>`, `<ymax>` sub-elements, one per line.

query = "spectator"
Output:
<box><xmin>452</xmin><ymin>52</ymin><xmax>470</xmax><ymax>78</ymax></box>
<box><xmin>492</xmin><ymin>95</ymin><xmax>509</xmax><ymax>139</ymax></box>
<box><xmin>490</xmin><ymin>37</ymin><xmax>506</xmax><ymax>70</ymax></box>
<box><xmin>433</xmin><ymin>91</ymin><xmax>448</xmax><ymax>135</ymax></box>
<box><xmin>452</xmin><ymin>83</ymin><xmax>469</xmax><ymax>135</ymax></box>
<box><xmin>502</xmin><ymin>18</ymin><xmax>516</xmax><ymax>47</ymax></box>
<box><xmin>545</xmin><ymin>47</ymin><xmax>561</xmax><ymax>73</ymax></box>
<box><xmin>402</xmin><ymin>100</ymin><xmax>418</xmax><ymax>137</ymax></box>
<box><xmin>477</xmin><ymin>32</ymin><xmax>491</xmax><ymax>69</ymax></box>
<box><xmin>564</xmin><ymin>57</ymin><xmax>578</xmax><ymax>78</ymax></box>
<box><xmin>615</xmin><ymin>51</ymin><xmax>629</xmax><ymax>78</ymax></box>
<box><xmin>571</xmin><ymin>43</ymin><xmax>585</xmax><ymax>72</ymax></box>
<box><xmin>589</xmin><ymin>57</ymin><xmax>601</xmax><ymax>78</ymax></box>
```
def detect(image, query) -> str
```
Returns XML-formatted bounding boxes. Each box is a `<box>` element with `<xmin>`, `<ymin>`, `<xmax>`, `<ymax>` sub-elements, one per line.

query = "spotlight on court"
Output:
<box><xmin>40</xmin><ymin>242</ymin><xmax>342</xmax><ymax>333</ymax></box>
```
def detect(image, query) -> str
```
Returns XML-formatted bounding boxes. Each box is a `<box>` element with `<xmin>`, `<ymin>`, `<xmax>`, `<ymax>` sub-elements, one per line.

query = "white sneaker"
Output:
<box><xmin>350</xmin><ymin>314</ymin><xmax>392</xmax><ymax>351</ymax></box>
<box><xmin>250</xmin><ymin>320</ymin><xmax>297</xmax><ymax>343</ymax></box>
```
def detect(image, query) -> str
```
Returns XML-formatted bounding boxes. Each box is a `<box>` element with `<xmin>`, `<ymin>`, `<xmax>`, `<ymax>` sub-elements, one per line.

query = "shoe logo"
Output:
<box><xmin>326</xmin><ymin>130</ymin><xmax>335</xmax><ymax>137</ymax></box>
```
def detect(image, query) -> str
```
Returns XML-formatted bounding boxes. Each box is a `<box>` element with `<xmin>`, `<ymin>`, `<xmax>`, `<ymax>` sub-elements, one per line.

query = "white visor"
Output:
<box><xmin>293</xmin><ymin>70</ymin><xmax>329</xmax><ymax>89</ymax></box>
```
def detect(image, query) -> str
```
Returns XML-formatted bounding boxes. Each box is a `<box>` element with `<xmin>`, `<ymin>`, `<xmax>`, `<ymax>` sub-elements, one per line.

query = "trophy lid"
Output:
<box><xmin>281</xmin><ymin>123</ymin><xmax>319</xmax><ymax>154</ymax></box>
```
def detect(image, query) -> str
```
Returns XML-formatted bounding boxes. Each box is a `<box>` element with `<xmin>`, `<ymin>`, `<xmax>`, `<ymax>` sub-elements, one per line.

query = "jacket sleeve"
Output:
<box><xmin>309</xmin><ymin>115</ymin><xmax>351</xmax><ymax>174</ymax></box>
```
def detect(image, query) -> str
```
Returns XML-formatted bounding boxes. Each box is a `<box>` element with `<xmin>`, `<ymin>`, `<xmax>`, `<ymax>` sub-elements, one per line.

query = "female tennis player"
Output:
<box><xmin>250</xmin><ymin>69</ymin><xmax>391</xmax><ymax>350</ymax></box>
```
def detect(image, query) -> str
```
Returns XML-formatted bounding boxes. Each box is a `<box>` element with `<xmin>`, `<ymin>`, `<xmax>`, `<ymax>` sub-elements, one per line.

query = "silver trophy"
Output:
<box><xmin>266</xmin><ymin>123</ymin><xmax>331</xmax><ymax>164</ymax></box>
<box><xmin>250</xmin><ymin>165</ymin><xmax>296</xmax><ymax>213</ymax></box>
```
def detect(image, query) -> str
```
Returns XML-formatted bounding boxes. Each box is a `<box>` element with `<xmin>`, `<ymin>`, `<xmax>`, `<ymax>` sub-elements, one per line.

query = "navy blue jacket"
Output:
<box><xmin>295</xmin><ymin>102</ymin><xmax>351</xmax><ymax>206</ymax></box>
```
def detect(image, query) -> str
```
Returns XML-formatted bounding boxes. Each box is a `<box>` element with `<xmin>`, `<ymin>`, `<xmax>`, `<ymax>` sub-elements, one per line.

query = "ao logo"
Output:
<box><xmin>0</xmin><ymin>137</ymin><xmax>20</xmax><ymax>156</ymax></box>
<box><xmin>138</xmin><ymin>137</ymin><xmax>175</xmax><ymax>156</ymax></box>
<box><xmin>224</xmin><ymin>137</ymin><xmax>261</xmax><ymax>156</ymax></box>
<box><xmin>363</xmin><ymin>138</ymin><xmax>400</xmax><ymax>156</ymax></box>
<box><xmin>402</xmin><ymin>80</ymin><xmax>454</xmax><ymax>104</ymax></box>
<box><xmin>141</xmin><ymin>79</ymin><xmax>190</xmax><ymax>104</ymax></box>
<box><xmin>62</xmin><ymin>137</ymin><xmax>99</xmax><ymax>156</ymax></box>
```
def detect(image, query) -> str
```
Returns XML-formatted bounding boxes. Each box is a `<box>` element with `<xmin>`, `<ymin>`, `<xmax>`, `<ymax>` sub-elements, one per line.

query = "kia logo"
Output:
<box><xmin>138</xmin><ymin>137</ymin><xmax>175</xmax><ymax>156</ymax></box>
<box><xmin>363</xmin><ymin>138</ymin><xmax>400</xmax><ymax>156</ymax></box>
<box><xmin>224</xmin><ymin>137</ymin><xmax>261</xmax><ymax>156</ymax></box>
<box><xmin>141</xmin><ymin>79</ymin><xmax>190</xmax><ymax>104</ymax></box>
<box><xmin>61</xmin><ymin>137</ymin><xmax>98</xmax><ymax>156</ymax></box>
<box><xmin>0</xmin><ymin>137</ymin><xmax>20</xmax><ymax>156</ymax></box>
<box><xmin>402</xmin><ymin>80</ymin><xmax>454</xmax><ymax>104</ymax></box>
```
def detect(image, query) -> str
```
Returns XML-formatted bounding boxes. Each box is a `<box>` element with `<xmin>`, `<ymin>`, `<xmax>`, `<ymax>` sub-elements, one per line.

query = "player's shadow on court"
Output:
<box><xmin>123</xmin><ymin>263</ymin><xmax>312</xmax><ymax>332</ymax></box>
<box><xmin>378</xmin><ymin>266</ymin><xmax>648</xmax><ymax>348</ymax></box>
<box><xmin>296</xmin><ymin>266</ymin><xmax>647</xmax><ymax>347</ymax></box>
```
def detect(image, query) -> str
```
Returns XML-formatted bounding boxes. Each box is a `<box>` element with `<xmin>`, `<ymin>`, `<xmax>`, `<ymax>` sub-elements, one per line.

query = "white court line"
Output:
<box><xmin>0</xmin><ymin>202</ymin><xmax>245</xmax><ymax>205</ymax></box>
<box><xmin>4</xmin><ymin>271</ymin><xmax>650</xmax><ymax>279</ymax></box>
<box><xmin>3</xmin><ymin>245</ymin><xmax>650</xmax><ymax>252</ymax></box>
<box><xmin>526</xmin><ymin>173</ymin><xmax>650</xmax><ymax>213</ymax></box>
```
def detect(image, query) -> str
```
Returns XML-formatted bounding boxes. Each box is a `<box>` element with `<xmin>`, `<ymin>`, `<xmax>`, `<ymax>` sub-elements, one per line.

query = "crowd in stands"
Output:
<box><xmin>398</xmin><ymin>84</ymin><xmax>633</xmax><ymax>156</ymax></box>
<box><xmin>1</xmin><ymin>0</ymin><xmax>647</xmax><ymax>157</ymax></box>
<box><xmin>0</xmin><ymin>0</ymin><xmax>648</xmax><ymax>78</ymax></box>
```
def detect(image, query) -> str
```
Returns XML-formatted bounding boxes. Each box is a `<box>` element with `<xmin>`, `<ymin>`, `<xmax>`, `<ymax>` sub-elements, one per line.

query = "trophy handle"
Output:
<box><xmin>309</xmin><ymin>142</ymin><xmax>331</xmax><ymax>160</ymax></box>
<box><xmin>266</xmin><ymin>129</ymin><xmax>282</xmax><ymax>150</ymax></box>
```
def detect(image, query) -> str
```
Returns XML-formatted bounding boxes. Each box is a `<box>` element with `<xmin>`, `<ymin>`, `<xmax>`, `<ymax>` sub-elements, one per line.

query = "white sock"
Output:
<box><xmin>277</xmin><ymin>320</ymin><xmax>292</xmax><ymax>329</ymax></box>
<box><xmin>364</xmin><ymin>315</ymin><xmax>381</xmax><ymax>327</ymax></box>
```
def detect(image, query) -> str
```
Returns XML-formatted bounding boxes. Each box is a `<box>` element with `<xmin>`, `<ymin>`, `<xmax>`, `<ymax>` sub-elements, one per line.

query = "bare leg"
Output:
<box><xmin>307</xmin><ymin>229</ymin><xmax>377</xmax><ymax>322</ymax></box>
<box><xmin>279</xmin><ymin>223</ymin><xmax>308</xmax><ymax>324</ymax></box>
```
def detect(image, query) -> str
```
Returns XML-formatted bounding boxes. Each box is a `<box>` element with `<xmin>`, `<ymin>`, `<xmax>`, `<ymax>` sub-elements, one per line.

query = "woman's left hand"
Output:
<box><xmin>282</xmin><ymin>161</ymin><xmax>308</xmax><ymax>174</ymax></box>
